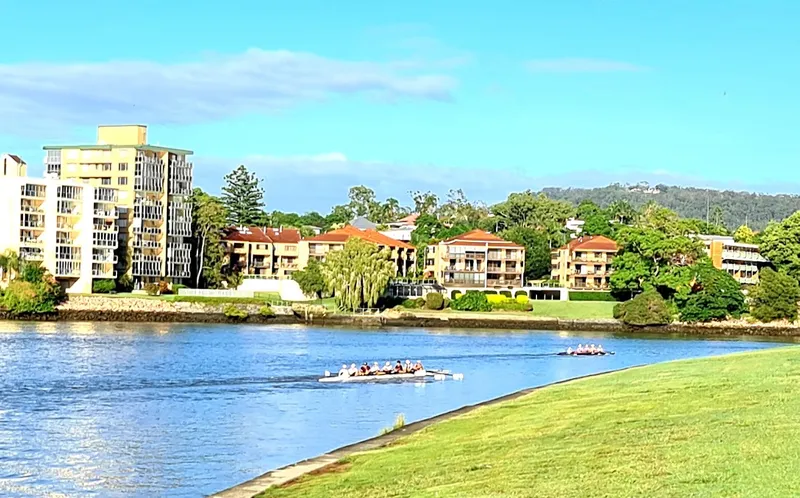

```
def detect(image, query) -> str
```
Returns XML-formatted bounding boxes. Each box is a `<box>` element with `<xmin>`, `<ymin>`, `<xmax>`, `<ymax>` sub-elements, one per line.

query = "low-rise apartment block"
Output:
<box><xmin>300</xmin><ymin>225</ymin><xmax>415</xmax><ymax>276</ymax></box>
<box><xmin>44</xmin><ymin>125</ymin><xmax>193</xmax><ymax>288</ymax></box>
<box><xmin>551</xmin><ymin>235</ymin><xmax>618</xmax><ymax>290</ymax></box>
<box><xmin>697</xmin><ymin>235</ymin><xmax>769</xmax><ymax>284</ymax></box>
<box><xmin>222</xmin><ymin>227</ymin><xmax>302</xmax><ymax>278</ymax></box>
<box><xmin>0</xmin><ymin>165</ymin><xmax>118</xmax><ymax>294</ymax></box>
<box><xmin>425</xmin><ymin>229</ymin><xmax>525</xmax><ymax>288</ymax></box>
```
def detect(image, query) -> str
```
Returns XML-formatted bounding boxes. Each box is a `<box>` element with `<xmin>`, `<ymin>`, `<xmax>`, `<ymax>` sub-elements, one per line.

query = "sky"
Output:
<box><xmin>2</xmin><ymin>0</ymin><xmax>800</xmax><ymax>213</ymax></box>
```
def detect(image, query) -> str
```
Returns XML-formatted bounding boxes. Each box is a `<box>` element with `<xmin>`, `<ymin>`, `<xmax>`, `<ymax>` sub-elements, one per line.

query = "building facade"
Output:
<box><xmin>697</xmin><ymin>235</ymin><xmax>769</xmax><ymax>284</ymax></box>
<box><xmin>425</xmin><ymin>229</ymin><xmax>525</xmax><ymax>288</ymax></box>
<box><xmin>222</xmin><ymin>227</ymin><xmax>302</xmax><ymax>279</ymax></box>
<box><xmin>300</xmin><ymin>225</ymin><xmax>415</xmax><ymax>276</ymax></box>
<box><xmin>44</xmin><ymin>125</ymin><xmax>193</xmax><ymax>288</ymax></box>
<box><xmin>551</xmin><ymin>235</ymin><xmax>618</xmax><ymax>290</ymax></box>
<box><xmin>0</xmin><ymin>170</ymin><xmax>118</xmax><ymax>294</ymax></box>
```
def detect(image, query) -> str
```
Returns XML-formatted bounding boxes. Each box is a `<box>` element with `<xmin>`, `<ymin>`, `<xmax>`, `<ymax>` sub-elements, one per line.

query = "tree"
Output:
<box><xmin>348</xmin><ymin>186</ymin><xmax>379</xmax><ymax>218</ymax></box>
<box><xmin>760</xmin><ymin>212</ymin><xmax>800</xmax><ymax>281</ymax></box>
<box><xmin>326</xmin><ymin>204</ymin><xmax>354</xmax><ymax>228</ymax></box>
<box><xmin>371</xmin><ymin>197</ymin><xmax>408</xmax><ymax>224</ymax></box>
<box><xmin>189</xmin><ymin>188</ymin><xmax>228</xmax><ymax>288</ymax></box>
<box><xmin>733</xmin><ymin>225</ymin><xmax>757</xmax><ymax>244</ymax></box>
<box><xmin>499</xmin><ymin>226</ymin><xmax>551</xmax><ymax>281</ymax></box>
<box><xmin>750</xmin><ymin>268</ymin><xmax>800</xmax><ymax>322</ymax></box>
<box><xmin>491</xmin><ymin>191</ymin><xmax>574</xmax><ymax>236</ymax></box>
<box><xmin>320</xmin><ymin>238</ymin><xmax>396</xmax><ymax>311</ymax></box>
<box><xmin>292</xmin><ymin>260</ymin><xmax>326</xmax><ymax>298</ymax></box>
<box><xmin>613</xmin><ymin>289</ymin><xmax>672</xmax><ymax>326</ymax></box>
<box><xmin>608</xmin><ymin>200</ymin><xmax>638</xmax><ymax>225</ymax></box>
<box><xmin>225</xmin><ymin>268</ymin><xmax>244</xmax><ymax>290</ymax></box>
<box><xmin>3</xmin><ymin>266</ymin><xmax>65</xmax><ymax>314</ymax></box>
<box><xmin>221</xmin><ymin>165</ymin><xmax>264</xmax><ymax>225</ymax></box>
<box><xmin>576</xmin><ymin>200</ymin><xmax>614</xmax><ymax>237</ymax></box>
<box><xmin>410</xmin><ymin>191</ymin><xmax>439</xmax><ymax>215</ymax></box>
<box><xmin>438</xmin><ymin>189</ymin><xmax>488</xmax><ymax>225</ymax></box>
<box><xmin>0</xmin><ymin>249</ymin><xmax>20</xmax><ymax>281</ymax></box>
<box><xmin>676</xmin><ymin>262</ymin><xmax>746</xmax><ymax>322</ymax></box>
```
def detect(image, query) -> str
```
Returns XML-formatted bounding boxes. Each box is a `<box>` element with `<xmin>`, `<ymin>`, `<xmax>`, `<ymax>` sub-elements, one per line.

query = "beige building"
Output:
<box><xmin>301</xmin><ymin>225</ymin><xmax>416</xmax><ymax>276</ymax></box>
<box><xmin>424</xmin><ymin>229</ymin><xmax>525</xmax><ymax>288</ymax></box>
<box><xmin>44</xmin><ymin>125</ymin><xmax>193</xmax><ymax>288</ymax></box>
<box><xmin>551</xmin><ymin>235</ymin><xmax>618</xmax><ymax>290</ymax></box>
<box><xmin>0</xmin><ymin>164</ymin><xmax>118</xmax><ymax>294</ymax></box>
<box><xmin>697</xmin><ymin>234</ymin><xmax>769</xmax><ymax>285</ymax></box>
<box><xmin>2</xmin><ymin>154</ymin><xmax>27</xmax><ymax>177</ymax></box>
<box><xmin>222</xmin><ymin>227</ymin><xmax>302</xmax><ymax>279</ymax></box>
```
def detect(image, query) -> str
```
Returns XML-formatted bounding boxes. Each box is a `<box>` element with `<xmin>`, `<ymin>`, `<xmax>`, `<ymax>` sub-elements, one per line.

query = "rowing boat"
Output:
<box><xmin>557</xmin><ymin>351</ymin><xmax>615</xmax><ymax>356</ymax></box>
<box><xmin>319</xmin><ymin>370</ymin><xmax>429</xmax><ymax>383</ymax></box>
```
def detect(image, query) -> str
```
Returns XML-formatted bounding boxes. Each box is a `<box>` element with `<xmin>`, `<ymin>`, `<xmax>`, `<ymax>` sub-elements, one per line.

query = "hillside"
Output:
<box><xmin>540</xmin><ymin>183</ymin><xmax>800</xmax><ymax>230</ymax></box>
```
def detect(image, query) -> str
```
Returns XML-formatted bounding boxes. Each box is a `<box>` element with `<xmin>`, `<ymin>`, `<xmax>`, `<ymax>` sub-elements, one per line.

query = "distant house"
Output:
<box><xmin>222</xmin><ymin>226</ymin><xmax>302</xmax><ymax>278</ymax></box>
<box><xmin>695</xmin><ymin>234</ymin><xmax>769</xmax><ymax>285</ymax></box>
<box><xmin>551</xmin><ymin>235</ymin><xmax>618</xmax><ymax>290</ymax></box>
<box><xmin>349</xmin><ymin>216</ymin><xmax>377</xmax><ymax>230</ymax></box>
<box><xmin>300</xmin><ymin>225</ymin><xmax>416</xmax><ymax>276</ymax></box>
<box><xmin>1</xmin><ymin>153</ymin><xmax>26</xmax><ymax>178</ymax></box>
<box><xmin>425</xmin><ymin>229</ymin><xmax>525</xmax><ymax>288</ymax></box>
<box><xmin>381</xmin><ymin>213</ymin><xmax>419</xmax><ymax>242</ymax></box>
<box><xmin>565</xmin><ymin>218</ymin><xmax>585</xmax><ymax>236</ymax></box>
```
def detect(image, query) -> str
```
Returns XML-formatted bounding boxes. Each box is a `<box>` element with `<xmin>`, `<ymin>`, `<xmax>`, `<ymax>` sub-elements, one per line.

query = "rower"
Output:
<box><xmin>588</xmin><ymin>344</ymin><xmax>596</xmax><ymax>354</ymax></box>
<box><xmin>348</xmin><ymin>363</ymin><xmax>358</xmax><ymax>376</ymax></box>
<box><xmin>405</xmin><ymin>359</ymin><xmax>413</xmax><ymax>373</ymax></box>
<box><xmin>576</xmin><ymin>344</ymin><xmax>584</xmax><ymax>354</ymax></box>
<box><xmin>372</xmin><ymin>362</ymin><xmax>381</xmax><ymax>375</ymax></box>
<box><xmin>382</xmin><ymin>361</ymin><xmax>393</xmax><ymax>374</ymax></box>
<box><xmin>597</xmin><ymin>344</ymin><xmax>605</xmax><ymax>354</ymax></box>
<box><xmin>413</xmin><ymin>360</ymin><xmax>424</xmax><ymax>372</ymax></box>
<box><xmin>394</xmin><ymin>360</ymin><xmax>404</xmax><ymax>373</ymax></box>
<box><xmin>566</xmin><ymin>347</ymin><xmax>573</xmax><ymax>355</ymax></box>
<box><xmin>338</xmin><ymin>364</ymin><xmax>349</xmax><ymax>377</ymax></box>
<box><xmin>360</xmin><ymin>363</ymin><xmax>369</xmax><ymax>376</ymax></box>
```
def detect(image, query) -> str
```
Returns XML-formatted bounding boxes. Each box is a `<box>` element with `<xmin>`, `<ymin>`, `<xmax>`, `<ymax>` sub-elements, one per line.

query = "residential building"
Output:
<box><xmin>300</xmin><ymin>225</ymin><xmax>415</xmax><ymax>276</ymax></box>
<box><xmin>697</xmin><ymin>235</ymin><xmax>769</xmax><ymax>284</ymax></box>
<box><xmin>551</xmin><ymin>235</ymin><xmax>618</xmax><ymax>290</ymax></box>
<box><xmin>425</xmin><ymin>229</ymin><xmax>525</xmax><ymax>288</ymax></box>
<box><xmin>565</xmin><ymin>218</ymin><xmax>585</xmax><ymax>236</ymax></box>
<box><xmin>44</xmin><ymin>125</ymin><xmax>193</xmax><ymax>288</ymax></box>
<box><xmin>222</xmin><ymin>227</ymin><xmax>302</xmax><ymax>278</ymax></box>
<box><xmin>0</xmin><ymin>167</ymin><xmax>118</xmax><ymax>294</ymax></box>
<box><xmin>2</xmin><ymin>154</ymin><xmax>27</xmax><ymax>177</ymax></box>
<box><xmin>380</xmin><ymin>213</ymin><xmax>419</xmax><ymax>242</ymax></box>
<box><xmin>349</xmin><ymin>216</ymin><xmax>377</xmax><ymax>230</ymax></box>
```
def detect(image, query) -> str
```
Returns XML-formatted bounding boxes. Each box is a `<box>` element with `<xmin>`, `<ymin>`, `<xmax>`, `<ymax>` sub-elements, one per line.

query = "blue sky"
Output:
<box><xmin>2</xmin><ymin>0</ymin><xmax>800</xmax><ymax>212</ymax></box>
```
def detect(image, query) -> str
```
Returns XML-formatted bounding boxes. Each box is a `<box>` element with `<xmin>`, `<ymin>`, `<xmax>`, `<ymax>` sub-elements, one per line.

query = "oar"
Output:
<box><xmin>427</xmin><ymin>369</ymin><xmax>465</xmax><ymax>381</ymax></box>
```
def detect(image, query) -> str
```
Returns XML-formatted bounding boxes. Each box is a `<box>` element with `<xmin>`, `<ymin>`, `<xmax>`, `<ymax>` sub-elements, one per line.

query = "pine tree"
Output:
<box><xmin>221</xmin><ymin>165</ymin><xmax>264</xmax><ymax>226</ymax></box>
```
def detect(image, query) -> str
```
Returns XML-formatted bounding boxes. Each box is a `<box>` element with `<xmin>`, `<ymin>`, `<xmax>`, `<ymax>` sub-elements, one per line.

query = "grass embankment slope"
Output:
<box><xmin>259</xmin><ymin>347</ymin><xmax>800</xmax><ymax>498</ymax></box>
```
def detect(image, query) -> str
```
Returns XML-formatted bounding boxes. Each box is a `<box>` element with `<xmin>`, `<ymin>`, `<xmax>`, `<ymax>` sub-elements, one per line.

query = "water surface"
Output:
<box><xmin>0</xmin><ymin>321</ymin><xmax>790</xmax><ymax>497</ymax></box>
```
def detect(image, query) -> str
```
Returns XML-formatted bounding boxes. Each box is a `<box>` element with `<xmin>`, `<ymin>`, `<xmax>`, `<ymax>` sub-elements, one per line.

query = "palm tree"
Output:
<box><xmin>608</xmin><ymin>200</ymin><xmax>638</xmax><ymax>226</ymax></box>
<box><xmin>0</xmin><ymin>250</ymin><xmax>20</xmax><ymax>282</ymax></box>
<box><xmin>321</xmin><ymin>238</ymin><xmax>396</xmax><ymax>311</ymax></box>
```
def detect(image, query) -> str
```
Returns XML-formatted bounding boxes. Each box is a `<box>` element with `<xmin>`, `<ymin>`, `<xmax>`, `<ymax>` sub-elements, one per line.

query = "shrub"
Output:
<box><xmin>292</xmin><ymin>260</ymin><xmax>326</xmax><ymax>298</ymax></box>
<box><xmin>750</xmin><ymin>268</ymin><xmax>800</xmax><ymax>322</ymax></box>
<box><xmin>401</xmin><ymin>298</ymin><xmax>420</xmax><ymax>309</ymax></box>
<box><xmin>677</xmin><ymin>263</ymin><xmax>746</xmax><ymax>323</ymax></box>
<box><xmin>223</xmin><ymin>304</ymin><xmax>248</xmax><ymax>320</ymax></box>
<box><xmin>3</xmin><ymin>275</ymin><xmax>65</xmax><ymax>315</ymax></box>
<box><xmin>499</xmin><ymin>290</ymin><xmax>512</xmax><ymax>298</ymax></box>
<box><xmin>158</xmin><ymin>280</ymin><xmax>171</xmax><ymax>295</ymax></box>
<box><xmin>414</xmin><ymin>297</ymin><xmax>426</xmax><ymax>308</ymax></box>
<box><xmin>613</xmin><ymin>289</ymin><xmax>672</xmax><ymax>326</ymax></box>
<box><xmin>143</xmin><ymin>283</ymin><xmax>159</xmax><ymax>296</ymax></box>
<box><xmin>116</xmin><ymin>274</ymin><xmax>134</xmax><ymax>292</ymax></box>
<box><xmin>451</xmin><ymin>291</ymin><xmax>463</xmax><ymax>300</ymax></box>
<box><xmin>443</xmin><ymin>297</ymin><xmax>451</xmax><ymax>309</ymax></box>
<box><xmin>569</xmin><ymin>291</ymin><xmax>618</xmax><ymax>302</ymax></box>
<box><xmin>172</xmin><ymin>284</ymin><xmax>187</xmax><ymax>294</ymax></box>
<box><xmin>486</xmin><ymin>294</ymin><xmax>508</xmax><ymax>304</ymax></box>
<box><xmin>258</xmin><ymin>305</ymin><xmax>276</xmax><ymax>318</ymax></box>
<box><xmin>20</xmin><ymin>263</ymin><xmax>46</xmax><ymax>284</ymax></box>
<box><xmin>92</xmin><ymin>279</ymin><xmax>116</xmax><ymax>294</ymax></box>
<box><xmin>515</xmin><ymin>291</ymin><xmax>528</xmax><ymax>299</ymax></box>
<box><xmin>492</xmin><ymin>299</ymin><xmax>533</xmax><ymax>312</ymax></box>
<box><xmin>515</xmin><ymin>295</ymin><xmax>529</xmax><ymax>304</ymax></box>
<box><xmin>450</xmin><ymin>291</ymin><xmax>492</xmax><ymax>312</ymax></box>
<box><xmin>425</xmin><ymin>293</ymin><xmax>444</xmax><ymax>310</ymax></box>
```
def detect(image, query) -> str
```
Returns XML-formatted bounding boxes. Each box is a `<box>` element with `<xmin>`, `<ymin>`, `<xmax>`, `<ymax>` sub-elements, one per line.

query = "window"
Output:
<box><xmin>101</xmin><ymin>178</ymin><xmax>111</xmax><ymax>185</ymax></box>
<box><xmin>119</xmin><ymin>163</ymin><xmax>129</xmax><ymax>171</ymax></box>
<box><xmin>118</xmin><ymin>177</ymin><xmax>128</xmax><ymax>185</ymax></box>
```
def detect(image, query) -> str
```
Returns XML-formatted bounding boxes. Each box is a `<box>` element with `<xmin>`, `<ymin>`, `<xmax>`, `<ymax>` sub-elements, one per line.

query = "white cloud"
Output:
<box><xmin>0</xmin><ymin>49</ymin><xmax>458</xmax><ymax>135</ymax></box>
<box><xmin>525</xmin><ymin>58</ymin><xmax>646</xmax><ymax>73</ymax></box>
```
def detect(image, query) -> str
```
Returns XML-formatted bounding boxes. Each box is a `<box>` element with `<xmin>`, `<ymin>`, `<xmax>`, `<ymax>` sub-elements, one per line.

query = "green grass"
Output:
<box><xmin>258</xmin><ymin>347</ymin><xmax>800</xmax><ymax>498</ymax></box>
<box><xmin>529</xmin><ymin>300</ymin><xmax>616</xmax><ymax>319</ymax></box>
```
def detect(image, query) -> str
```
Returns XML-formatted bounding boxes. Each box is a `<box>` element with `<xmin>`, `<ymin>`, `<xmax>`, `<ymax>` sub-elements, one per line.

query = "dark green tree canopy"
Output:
<box><xmin>222</xmin><ymin>165</ymin><xmax>265</xmax><ymax>226</ymax></box>
<box><xmin>750</xmin><ymin>268</ymin><xmax>800</xmax><ymax>322</ymax></box>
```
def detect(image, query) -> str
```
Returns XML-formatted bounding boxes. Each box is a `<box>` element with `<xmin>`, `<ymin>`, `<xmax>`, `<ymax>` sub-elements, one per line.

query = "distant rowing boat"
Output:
<box><xmin>319</xmin><ymin>370</ymin><xmax>429</xmax><ymax>383</ymax></box>
<box><xmin>557</xmin><ymin>351</ymin><xmax>615</xmax><ymax>357</ymax></box>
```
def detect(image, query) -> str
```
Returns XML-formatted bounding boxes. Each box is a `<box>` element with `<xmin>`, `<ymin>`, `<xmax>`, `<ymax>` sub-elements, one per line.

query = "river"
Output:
<box><xmin>0</xmin><ymin>321</ymin><xmax>791</xmax><ymax>497</ymax></box>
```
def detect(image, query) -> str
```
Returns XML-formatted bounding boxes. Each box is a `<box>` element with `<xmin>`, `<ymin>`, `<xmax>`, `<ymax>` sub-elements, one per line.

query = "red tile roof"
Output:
<box><xmin>306</xmin><ymin>225</ymin><xmax>414</xmax><ymax>249</ymax></box>
<box><xmin>222</xmin><ymin>227</ymin><xmax>301</xmax><ymax>244</ymax></box>
<box><xmin>562</xmin><ymin>235</ymin><xmax>618</xmax><ymax>252</ymax></box>
<box><xmin>7</xmin><ymin>154</ymin><xmax>24</xmax><ymax>164</ymax></box>
<box><xmin>441</xmin><ymin>229</ymin><xmax>523</xmax><ymax>248</ymax></box>
<box><xmin>396</xmin><ymin>213</ymin><xmax>419</xmax><ymax>225</ymax></box>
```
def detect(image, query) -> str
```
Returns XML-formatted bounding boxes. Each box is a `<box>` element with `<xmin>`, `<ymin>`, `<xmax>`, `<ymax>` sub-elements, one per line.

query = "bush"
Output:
<box><xmin>158</xmin><ymin>280</ymin><xmax>171</xmax><ymax>295</ymax></box>
<box><xmin>223</xmin><ymin>304</ymin><xmax>248</xmax><ymax>320</ymax></box>
<box><xmin>486</xmin><ymin>294</ymin><xmax>508</xmax><ymax>304</ymax></box>
<box><xmin>425</xmin><ymin>293</ymin><xmax>444</xmax><ymax>310</ymax></box>
<box><xmin>499</xmin><ymin>290</ymin><xmax>512</xmax><ymax>298</ymax></box>
<box><xmin>613</xmin><ymin>289</ymin><xmax>672</xmax><ymax>326</ymax></box>
<box><xmin>401</xmin><ymin>298</ymin><xmax>420</xmax><ymax>309</ymax></box>
<box><xmin>414</xmin><ymin>297</ymin><xmax>426</xmax><ymax>308</ymax></box>
<box><xmin>450</xmin><ymin>291</ymin><xmax>492</xmax><ymax>312</ymax></box>
<box><xmin>515</xmin><ymin>291</ymin><xmax>528</xmax><ymax>299</ymax></box>
<box><xmin>515</xmin><ymin>295</ymin><xmax>529</xmax><ymax>304</ymax></box>
<box><xmin>258</xmin><ymin>305</ymin><xmax>276</xmax><ymax>318</ymax></box>
<box><xmin>569</xmin><ymin>291</ymin><xmax>618</xmax><ymax>302</ymax></box>
<box><xmin>443</xmin><ymin>297</ymin><xmax>451</xmax><ymax>309</ymax></box>
<box><xmin>92</xmin><ymin>279</ymin><xmax>116</xmax><ymax>294</ymax></box>
<box><xmin>3</xmin><ymin>275</ymin><xmax>65</xmax><ymax>315</ymax></box>
<box><xmin>143</xmin><ymin>283</ymin><xmax>159</xmax><ymax>296</ymax></box>
<box><xmin>750</xmin><ymin>268</ymin><xmax>800</xmax><ymax>322</ymax></box>
<box><xmin>492</xmin><ymin>299</ymin><xmax>533</xmax><ymax>312</ymax></box>
<box><xmin>451</xmin><ymin>291</ymin><xmax>463</xmax><ymax>300</ymax></box>
<box><xmin>116</xmin><ymin>274</ymin><xmax>134</xmax><ymax>292</ymax></box>
<box><xmin>677</xmin><ymin>263</ymin><xmax>746</xmax><ymax>323</ymax></box>
<box><xmin>172</xmin><ymin>284</ymin><xmax>187</xmax><ymax>294</ymax></box>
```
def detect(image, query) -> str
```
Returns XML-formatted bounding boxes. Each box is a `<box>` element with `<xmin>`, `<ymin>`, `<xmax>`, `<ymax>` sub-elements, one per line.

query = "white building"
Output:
<box><xmin>0</xmin><ymin>162</ymin><xmax>119</xmax><ymax>294</ymax></box>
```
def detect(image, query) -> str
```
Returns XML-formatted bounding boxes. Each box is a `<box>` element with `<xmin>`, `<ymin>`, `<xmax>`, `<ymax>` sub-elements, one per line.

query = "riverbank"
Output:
<box><xmin>251</xmin><ymin>346</ymin><xmax>800</xmax><ymax>497</ymax></box>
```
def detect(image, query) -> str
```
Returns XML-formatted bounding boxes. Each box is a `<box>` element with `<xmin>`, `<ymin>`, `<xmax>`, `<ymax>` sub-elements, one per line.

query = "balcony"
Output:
<box><xmin>92</xmin><ymin>263</ymin><xmax>116</xmax><ymax>278</ymax></box>
<box><xmin>722</xmin><ymin>250</ymin><xmax>768</xmax><ymax>263</ymax></box>
<box><xmin>20</xmin><ymin>204</ymin><xmax>44</xmax><ymax>214</ymax></box>
<box><xmin>20</xmin><ymin>236</ymin><xmax>44</xmax><ymax>246</ymax></box>
<box><xmin>445</xmin><ymin>266</ymin><xmax>483</xmax><ymax>272</ymax></box>
<box><xmin>20</xmin><ymin>218</ymin><xmax>45</xmax><ymax>229</ymax></box>
<box><xmin>55</xmin><ymin>261</ymin><xmax>81</xmax><ymax>278</ymax></box>
<box><xmin>21</xmin><ymin>185</ymin><xmax>46</xmax><ymax>198</ymax></box>
<box><xmin>94</xmin><ymin>209</ymin><xmax>117</xmax><ymax>218</ymax></box>
<box><xmin>487</xmin><ymin>279</ymin><xmax>523</xmax><ymax>287</ymax></box>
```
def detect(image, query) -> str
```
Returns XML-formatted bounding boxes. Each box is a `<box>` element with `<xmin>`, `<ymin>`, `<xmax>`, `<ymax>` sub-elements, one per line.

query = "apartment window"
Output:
<box><xmin>100</xmin><ymin>178</ymin><xmax>111</xmax><ymax>185</ymax></box>
<box><xmin>119</xmin><ymin>162</ymin><xmax>129</xmax><ymax>171</ymax></box>
<box><xmin>118</xmin><ymin>177</ymin><xmax>128</xmax><ymax>186</ymax></box>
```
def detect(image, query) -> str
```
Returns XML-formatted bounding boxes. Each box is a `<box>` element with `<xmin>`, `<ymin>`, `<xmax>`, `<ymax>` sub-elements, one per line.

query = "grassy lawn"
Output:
<box><xmin>529</xmin><ymin>300</ymin><xmax>617</xmax><ymax>319</ymax></box>
<box><xmin>258</xmin><ymin>346</ymin><xmax>800</xmax><ymax>498</ymax></box>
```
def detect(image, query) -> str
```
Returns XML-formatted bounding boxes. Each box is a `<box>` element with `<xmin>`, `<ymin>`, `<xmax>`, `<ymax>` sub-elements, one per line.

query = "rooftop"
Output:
<box><xmin>42</xmin><ymin>144</ymin><xmax>194</xmax><ymax>155</ymax></box>
<box><xmin>222</xmin><ymin>227</ymin><xmax>301</xmax><ymax>244</ymax></box>
<box><xmin>306</xmin><ymin>225</ymin><xmax>414</xmax><ymax>249</ymax></box>
<box><xmin>562</xmin><ymin>235</ymin><xmax>618</xmax><ymax>252</ymax></box>
<box><xmin>440</xmin><ymin>229</ymin><xmax>523</xmax><ymax>248</ymax></box>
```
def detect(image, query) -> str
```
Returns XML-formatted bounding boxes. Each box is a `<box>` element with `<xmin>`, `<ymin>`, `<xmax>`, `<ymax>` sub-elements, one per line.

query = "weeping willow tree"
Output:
<box><xmin>321</xmin><ymin>238</ymin><xmax>396</xmax><ymax>311</ymax></box>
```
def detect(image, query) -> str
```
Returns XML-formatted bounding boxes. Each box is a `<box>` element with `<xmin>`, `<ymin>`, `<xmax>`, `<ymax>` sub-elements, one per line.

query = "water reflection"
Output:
<box><xmin>0</xmin><ymin>322</ymin><xmax>790</xmax><ymax>497</ymax></box>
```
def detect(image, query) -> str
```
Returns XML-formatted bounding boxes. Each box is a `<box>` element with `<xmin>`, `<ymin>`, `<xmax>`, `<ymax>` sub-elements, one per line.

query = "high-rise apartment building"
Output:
<box><xmin>0</xmin><ymin>164</ymin><xmax>118</xmax><ymax>294</ymax></box>
<box><xmin>44</xmin><ymin>125</ymin><xmax>193</xmax><ymax>288</ymax></box>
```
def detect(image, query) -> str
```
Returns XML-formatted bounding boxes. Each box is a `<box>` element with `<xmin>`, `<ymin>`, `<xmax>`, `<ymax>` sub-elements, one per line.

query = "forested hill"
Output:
<box><xmin>540</xmin><ymin>183</ymin><xmax>800</xmax><ymax>231</ymax></box>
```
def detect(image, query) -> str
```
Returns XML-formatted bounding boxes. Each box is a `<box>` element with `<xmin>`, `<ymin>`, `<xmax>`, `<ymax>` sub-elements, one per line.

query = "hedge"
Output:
<box><xmin>569</xmin><ymin>291</ymin><xmax>618</xmax><ymax>302</ymax></box>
